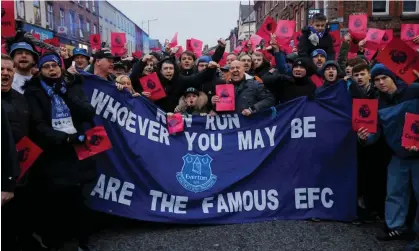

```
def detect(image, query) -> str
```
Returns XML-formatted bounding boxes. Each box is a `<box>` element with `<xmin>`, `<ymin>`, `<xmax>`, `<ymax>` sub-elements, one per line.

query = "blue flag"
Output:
<box><xmin>81</xmin><ymin>72</ymin><xmax>357</xmax><ymax>224</ymax></box>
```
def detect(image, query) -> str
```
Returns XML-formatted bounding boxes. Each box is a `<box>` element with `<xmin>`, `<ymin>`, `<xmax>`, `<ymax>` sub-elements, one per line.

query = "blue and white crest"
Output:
<box><xmin>176</xmin><ymin>154</ymin><xmax>217</xmax><ymax>193</ymax></box>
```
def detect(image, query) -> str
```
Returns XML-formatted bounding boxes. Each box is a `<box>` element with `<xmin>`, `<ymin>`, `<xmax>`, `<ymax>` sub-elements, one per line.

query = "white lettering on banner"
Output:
<box><xmin>202</xmin><ymin>189</ymin><xmax>279</xmax><ymax>213</ymax></box>
<box><xmin>90</xmin><ymin>174</ymin><xmax>135</xmax><ymax>206</ymax></box>
<box><xmin>205</xmin><ymin>114</ymin><xmax>240</xmax><ymax>130</ymax></box>
<box><xmin>184</xmin><ymin>114</ymin><xmax>193</xmax><ymax>128</ymax></box>
<box><xmin>90</xmin><ymin>89</ymin><xmax>170</xmax><ymax>145</ymax></box>
<box><xmin>294</xmin><ymin>188</ymin><xmax>334</xmax><ymax>209</ymax></box>
<box><xmin>184</xmin><ymin>132</ymin><xmax>223</xmax><ymax>151</ymax></box>
<box><xmin>149</xmin><ymin>190</ymin><xmax>188</xmax><ymax>214</ymax></box>
<box><xmin>291</xmin><ymin>117</ymin><xmax>316</xmax><ymax>139</ymax></box>
<box><xmin>238</xmin><ymin>126</ymin><xmax>277</xmax><ymax>150</ymax></box>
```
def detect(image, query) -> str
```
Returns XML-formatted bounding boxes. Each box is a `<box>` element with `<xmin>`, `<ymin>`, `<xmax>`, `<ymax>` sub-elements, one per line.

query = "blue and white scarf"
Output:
<box><xmin>308</xmin><ymin>26</ymin><xmax>326</xmax><ymax>46</ymax></box>
<box><xmin>40</xmin><ymin>80</ymin><xmax>77</xmax><ymax>134</ymax></box>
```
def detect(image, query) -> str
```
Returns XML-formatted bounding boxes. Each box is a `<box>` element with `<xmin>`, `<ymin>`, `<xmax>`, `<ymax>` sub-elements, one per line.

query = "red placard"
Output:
<box><xmin>16</xmin><ymin>136</ymin><xmax>43</xmax><ymax>181</ymax></box>
<box><xmin>132</xmin><ymin>51</ymin><xmax>143</xmax><ymax>59</ymax></box>
<box><xmin>215</xmin><ymin>84</ymin><xmax>235</xmax><ymax>112</ymax></box>
<box><xmin>219</xmin><ymin>52</ymin><xmax>228</xmax><ymax>67</ymax></box>
<box><xmin>310</xmin><ymin>74</ymin><xmax>324</xmax><ymax>88</ymax></box>
<box><xmin>43</xmin><ymin>37</ymin><xmax>60</xmax><ymax>47</ymax></box>
<box><xmin>167</xmin><ymin>113</ymin><xmax>184</xmax><ymax>135</ymax></box>
<box><xmin>111</xmin><ymin>32</ymin><xmax>127</xmax><ymax>56</ymax></box>
<box><xmin>352</xmin><ymin>99</ymin><xmax>378</xmax><ymax>133</ymax></box>
<box><xmin>401</xmin><ymin>24</ymin><xmax>419</xmax><ymax>41</ymax></box>
<box><xmin>1</xmin><ymin>0</ymin><xmax>16</xmax><ymax>37</ymax></box>
<box><xmin>364</xmin><ymin>48</ymin><xmax>377</xmax><ymax>61</ymax></box>
<box><xmin>74</xmin><ymin>126</ymin><xmax>112</xmax><ymax>161</ymax></box>
<box><xmin>275</xmin><ymin>20</ymin><xmax>295</xmax><ymax>39</ymax></box>
<box><xmin>376</xmin><ymin>38</ymin><xmax>419</xmax><ymax>84</ymax></box>
<box><xmin>401</xmin><ymin>112</ymin><xmax>419</xmax><ymax>149</ymax></box>
<box><xmin>90</xmin><ymin>34</ymin><xmax>101</xmax><ymax>50</ymax></box>
<box><xmin>329</xmin><ymin>30</ymin><xmax>342</xmax><ymax>54</ymax></box>
<box><xmin>348</xmin><ymin>13</ymin><xmax>368</xmax><ymax>41</ymax></box>
<box><xmin>186</xmin><ymin>38</ymin><xmax>203</xmax><ymax>57</ymax></box>
<box><xmin>365</xmin><ymin>28</ymin><xmax>385</xmax><ymax>50</ymax></box>
<box><xmin>256</xmin><ymin>16</ymin><xmax>277</xmax><ymax>45</ymax></box>
<box><xmin>169</xmin><ymin>32</ymin><xmax>178</xmax><ymax>48</ymax></box>
<box><xmin>139</xmin><ymin>72</ymin><xmax>166</xmax><ymax>101</ymax></box>
<box><xmin>175</xmin><ymin>46</ymin><xmax>183</xmax><ymax>59</ymax></box>
<box><xmin>380</xmin><ymin>29</ymin><xmax>393</xmax><ymax>49</ymax></box>
<box><xmin>250</xmin><ymin>34</ymin><xmax>262</xmax><ymax>51</ymax></box>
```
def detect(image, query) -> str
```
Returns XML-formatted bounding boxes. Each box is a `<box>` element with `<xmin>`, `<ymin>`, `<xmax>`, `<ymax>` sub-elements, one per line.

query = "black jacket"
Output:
<box><xmin>298</xmin><ymin>26</ymin><xmax>335</xmax><ymax>60</ymax></box>
<box><xmin>213</xmin><ymin>77</ymin><xmax>276</xmax><ymax>113</ymax></box>
<box><xmin>250</xmin><ymin>61</ymin><xmax>271</xmax><ymax>79</ymax></box>
<box><xmin>263</xmin><ymin>74</ymin><xmax>317</xmax><ymax>103</ymax></box>
<box><xmin>23</xmin><ymin>73</ymin><xmax>96</xmax><ymax>188</ymax></box>
<box><xmin>1</xmin><ymin>108</ymin><xmax>20</xmax><ymax>192</ymax></box>
<box><xmin>1</xmin><ymin>89</ymin><xmax>30</xmax><ymax>143</ymax></box>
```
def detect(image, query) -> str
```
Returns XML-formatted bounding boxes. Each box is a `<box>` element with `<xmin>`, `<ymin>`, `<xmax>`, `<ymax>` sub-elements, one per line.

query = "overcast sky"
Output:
<box><xmin>109</xmin><ymin>0</ymin><xmax>244</xmax><ymax>47</ymax></box>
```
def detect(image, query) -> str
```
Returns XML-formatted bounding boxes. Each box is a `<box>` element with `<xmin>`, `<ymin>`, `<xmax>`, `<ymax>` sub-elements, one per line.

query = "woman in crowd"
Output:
<box><xmin>23</xmin><ymin>52</ymin><xmax>96</xmax><ymax>251</ymax></box>
<box><xmin>116</xmin><ymin>75</ymin><xmax>140</xmax><ymax>97</ymax></box>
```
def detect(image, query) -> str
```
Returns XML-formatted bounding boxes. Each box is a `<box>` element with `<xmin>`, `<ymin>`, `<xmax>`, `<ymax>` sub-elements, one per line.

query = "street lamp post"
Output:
<box><xmin>142</xmin><ymin>18</ymin><xmax>158</xmax><ymax>36</ymax></box>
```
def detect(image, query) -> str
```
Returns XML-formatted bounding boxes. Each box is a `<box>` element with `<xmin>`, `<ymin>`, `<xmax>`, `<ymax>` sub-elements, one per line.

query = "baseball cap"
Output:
<box><xmin>184</xmin><ymin>87</ymin><xmax>199</xmax><ymax>96</ymax></box>
<box><xmin>72</xmin><ymin>48</ymin><xmax>89</xmax><ymax>58</ymax></box>
<box><xmin>94</xmin><ymin>50</ymin><xmax>116</xmax><ymax>60</ymax></box>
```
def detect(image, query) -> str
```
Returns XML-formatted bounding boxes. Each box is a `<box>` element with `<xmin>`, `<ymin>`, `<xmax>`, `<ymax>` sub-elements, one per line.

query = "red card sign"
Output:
<box><xmin>169</xmin><ymin>32</ymin><xmax>178</xmax><ymax>48</ymax></box>
<box><xmin>402</xmin><ymin>112</ymin><xmax>419</xmax><ymax>149</ymax></box>
<box><xmin>16</xmin><ymin>136</ymin><xmax>43</xmax><ymax>181</ymax></box>
<box><xmin>310</xmin><ymin>74</ymin><xmax>324</xmax><ymax>88</ymax></box>
<box><xmin>256</xmin><ymin>16</ymin><xmax>277</xmax><ymax>45</ymax></box>
<box><xmin>365</xmin><ymin>28</ymin><xmax>385</xmax><ymax>50</ymax></box>
<box><xmin>175</xmin><ymin>46</ymin><xmax>183</xmax><ymax>58</ymax></box>
<box><xmin>250</xmin><ymin>34</ymin><xmax>262</xmax><ymax>51</ymax></box>
<box><xmin>275</xmin><ymin>20</ymin><xmax>295</xmax><ymax>39</ymax></box>
<box><xmin>330</xmin><ymin>30</ymin><xmax>342</xmax><ymax>54</ymax></box>
<box><xmin>364</xmin><ymin>48</ymin><xmax>377</xmax><ymax>61</ymax></box>
<box><xmin>167</xmin><ymin>113</ymin><xmax>184</xmax><ymax>135</ymax></box>
<box><xmin>43</xmin><ymin>37</ymin><xmax>60</xmax><ymax>47</ymax></box>
<box><xmin>352</xmin><ymin>99</ymin><xmax>378</xmax><ymax>133</ymax></box>
<box><xmin>74</xmin><ymin>126</ymin><xmax>112</xmax><ymax>161</ymax></box>
<box><xmin>233</xmin><ymin>45</ymin><xmax>242</xmax><ymax>55</ymax></box>
<box><xmin>90</xmin><ymin>34</ymin><xmax>101</xmax><ymax>50</ymax></box>
<box><xmin>219</xmin><ymin>52</ymin><xmax>228</xmax><ymax>67</ymax></box>
<box><xmin>132</xmin><ymin>51</ymin><xmax>143</xmax><ymax>59</ymax></box>
<box><xmin>188</xmin><ymin>38</ymin><xmax>203</xmax><ymax>57</ymax></box>
<box><xmin>216</xmin><ymin>84</ymin><xmax>235</xmax><ymax>111</ymax></box>
<box><xmin>348</xmin><ymin>52</ymin><xmax>358</xmax><ymax>60</ymax></box>
<box><xmin>348</xmin><ymin>14</ymin><xmax>368</xmax><ymax>40</ymax></box>
<box><xmin>401</xmin><ymin>24</ymin><xmax>419</xmax><ymax>41</ymax></box>
<box><xmin>111</xmin><ymin>32</ymin><xmax>126</xmax><ymax>56</ymax></box>
<box><xmin>139</xmin><ymin>72</ymin><xmax>166</xmax><ymax>100</ymax></box>
<box><xmin>380</xmin><ymin>29</ymin><xmax>393</xmax><ymax>49</ymax></box>
<box><xmin>1</xmin><ymin>0</ymin><xmax>16</xmax><ymax>37</ymax></box>
<box><xmin>376</xmin><ymin>38</ymin><xmax>419</xmax><ymax>84</ymax></box>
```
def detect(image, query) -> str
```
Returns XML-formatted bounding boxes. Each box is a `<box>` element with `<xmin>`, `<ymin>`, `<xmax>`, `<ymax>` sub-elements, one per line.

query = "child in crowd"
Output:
<box><xmin>174</xmin><ymin>87</ymin><xmax>208</xmax><ymax>115</ymax></box>
<box><xmin>298</xmin><ymin>13</ymin><xmax>335</xmax><ymax>60</ymax></box>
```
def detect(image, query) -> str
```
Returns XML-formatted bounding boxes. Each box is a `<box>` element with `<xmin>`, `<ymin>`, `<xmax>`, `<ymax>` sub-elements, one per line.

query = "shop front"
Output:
<box><xmin>22</xmin><ymin>23</ymin><xmax>53</xmax><ymax>41</ymax></box>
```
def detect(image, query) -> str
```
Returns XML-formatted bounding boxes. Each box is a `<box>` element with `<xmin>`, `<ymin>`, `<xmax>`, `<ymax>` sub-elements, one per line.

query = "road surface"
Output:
<box><xmin>62</xmin><ymin>215</ymin><xmax>408</xmax><ymax>251</ymax></box>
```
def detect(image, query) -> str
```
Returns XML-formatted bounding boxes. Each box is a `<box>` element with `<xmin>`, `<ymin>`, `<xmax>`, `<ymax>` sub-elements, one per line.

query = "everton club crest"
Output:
<box><xmin>176</xmin><ymin>154</ymin><xmax>217</xmax><ymax>193</ymax></box>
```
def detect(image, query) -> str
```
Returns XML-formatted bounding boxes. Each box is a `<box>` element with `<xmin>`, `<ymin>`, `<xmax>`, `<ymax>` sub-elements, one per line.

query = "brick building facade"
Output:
<box><xmin>52</xmin><ymin>1</ymin><xmax>100</xmax><ymax>52</ymax></box>
<box><xmin>254</xmin><ymin>0</ymin><xmax>419</xmax><ymax>36</ymax></box>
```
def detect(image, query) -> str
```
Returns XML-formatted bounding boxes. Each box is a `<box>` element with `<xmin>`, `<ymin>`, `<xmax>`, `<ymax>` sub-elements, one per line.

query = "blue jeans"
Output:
<box><xmin>385</xmin><ymin>156</ymin><xmax>419</xmax><ymax>232</ymax></box>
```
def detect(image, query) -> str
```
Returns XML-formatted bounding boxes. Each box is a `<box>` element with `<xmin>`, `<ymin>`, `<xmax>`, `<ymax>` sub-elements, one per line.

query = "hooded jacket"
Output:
<box><xmin>151</xmin><ymin>57</ymin><xmax>217</xmax><ymax>113</ymax></box>
<box><xmin>298</xmin><ymin>26</ymin><xmax>335</xmax><ymax>60</ymax></box>
<box><xmin>175</xmin><ymin>91</ymin><xmax>209</xmax><ymax>115</ymax></box>
<box><xmin>23</xmin><ymin>73</ymin><xmax>97</xmax><ymax>188</ymax></box>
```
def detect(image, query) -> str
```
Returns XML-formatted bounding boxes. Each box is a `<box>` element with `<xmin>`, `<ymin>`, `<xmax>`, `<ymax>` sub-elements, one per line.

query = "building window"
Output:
<box><xmin>403</xmin><ymin>0</ymin><xmax>419</xmax><ymax>13</ymax></box>
<box><xmin>60</xmin><ymin>9</ymin><xmax>65</xmax><ymax>26</ymax></box>
<box><xmin>69</xmin><ymin>12</ymin><xmax>75</xmax><ymax>36</ymax></box>
<box><xmin>372</xmin><ymin>0</ymin><xmax>389</xmax><ymax>15</ymax></box>
<box><xmin>85</xmin><ymin>0</ymin><xmax>89</xmax><ymax>8</ymax></box>
<box><xmin>46</xmin><ymin>3</ymin><xmax>54</xmax><ymax>29</ymax></box>
<box><xmin>86</xmin><ymin>21</ymin><xmax>90</xmax><ymax>34</ymax></box>
<box><xmin>294</xmin><ymin>9</ymin><xmax>300</xmax><ymax>31</ymax></box>
<box><xmin>91</xmin><ymin>0</ymin><xmax>96</xmax><ymax>13</ymax></box>
<box><xmin>276</xmin><ymin>14</ymin><xmax>279</xmax><ymax>21</ymax></box>
<box><xmin>16</xmin><ymin>0</ymin><xmax>25</xmax><ymax>19</ymax></box>
<box><xmin>33</xmin><ymin>1</ymin><xmax>41</xmax><ymax>24</ymax></box>
<box><xmin>93</xmin><ymin>24</ymin><xmax>97</xmax><ymax>34</ymax></box>
<box><xmin>300</xmin><ymin>5</ymin><xmax>306</xmax><ymax>28</ymax></box>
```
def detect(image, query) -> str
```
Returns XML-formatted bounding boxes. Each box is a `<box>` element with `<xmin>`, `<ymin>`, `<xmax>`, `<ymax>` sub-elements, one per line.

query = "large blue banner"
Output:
<box><xmin>82</xmin><ymin>73</ymin><xmax>357</xmax><ymax>224</ymax></box>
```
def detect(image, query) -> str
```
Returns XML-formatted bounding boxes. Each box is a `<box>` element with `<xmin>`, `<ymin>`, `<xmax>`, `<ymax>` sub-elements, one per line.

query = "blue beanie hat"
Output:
<box><xmin>311</xmin><ymin>49</ymin><xmax>327</xmax><ymax>59</ymax></box>
<box><xmin>197</xmin><ymin>55</ymin><xmax>211</xmax><ymax>64</ymax></box>
<box><xmin>39</xmin><ymin>53</ymin><xmax>62</xmax><ymax>69</ymax></box>
<box><xmin>370</xmin><ymin>64</ymin><xmax>396</xmax><ymax>82</ymax></box>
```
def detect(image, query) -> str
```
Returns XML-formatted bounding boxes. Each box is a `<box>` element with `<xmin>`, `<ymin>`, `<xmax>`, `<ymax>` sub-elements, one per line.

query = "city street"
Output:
<box><xmin>62</xmin><ymin>215</ymin><xmax>408</xmax><ymax>251</ymax></box>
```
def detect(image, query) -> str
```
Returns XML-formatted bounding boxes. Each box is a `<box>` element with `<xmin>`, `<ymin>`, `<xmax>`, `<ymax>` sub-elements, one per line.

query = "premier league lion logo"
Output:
<box><xmin>406</xmin><ymin>28</ymin><xmax>415</xmax><ymax>38</ymax></box>
<box><xmin>411</xmin><ymin>120</ymin><xmax>419</xmax><ymax>135</ymax></box>
<box><xmin>359</xmin><ymin>104</ymin><xmax>371</xmax><ymax>118</ymax></box>
<box><xmin>176</xmin><ymin>154</ymin><xmax>217</xmax><ymax>193</ymax></box>
<box><xmin>1</xmin><ymin>8</ymin><xmax>5</xmax><ymax>18</ymax></box>
<box><xmin>220</xmin><ymin>89</ymin><xmax>230</xmax><ymax>98</ymax></box>
<box><xmin>89</xmin><ymin>135</ymin><xmax>102</xmax><ymax>146</ymax></box>
<box><xmin>280</xmin><ymin>26</ymin><xmax>288</xmax><ymax>34</ymax></box>
<box><xmin>114</xmin><ymin>35</ymin><xmax>122</xmax><ymax>45</ymax></box>
<box><xmin>146</xmin><ymin>79</ymin><xmax>156</xmax><ymax>89</ymax></box>
<box><xmin>382</xmin><ymin>33</ymin><xmax>389</xmax><ymax>42</ymax></box>
<box><xmin>389</xmin><ymin>50</ymin><xmax>408</xmax><ymax>64</ymax></box>
<box><xmin>17</xmin><ymin>147</ymin><xmax>30</xmax><ymax>162</ymax></box>
<box><xmin>193</xmin><ymin>42</ymin><xmax>200</xmax><ymax>48</ymax></box>
<box><xmin>266</xmin><ymin>23</ymin><xmax>273</xmax><ymax>32</ymax></box>
<box><xmin>168</xmin><ymin>117</ymin><xmax>180</xmax><ymax>127</ymax></box>
<box><xmin>354</xmin><ymin>19</ymin><xmax>362</xmax><ymax>28</ymax></box>
<box><xmin>370</xmin><ymin>32</ymin><xmax>378</xmax><ymax>40</ymax></box>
